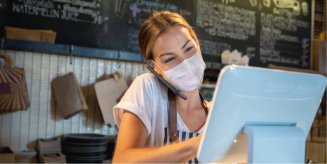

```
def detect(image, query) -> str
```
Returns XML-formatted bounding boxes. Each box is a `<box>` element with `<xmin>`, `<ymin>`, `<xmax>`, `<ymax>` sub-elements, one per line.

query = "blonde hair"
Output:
<box><xmin>138</xmin><ymin>11</ymin><xmax>199</xmax><ymax>61</ymax></box>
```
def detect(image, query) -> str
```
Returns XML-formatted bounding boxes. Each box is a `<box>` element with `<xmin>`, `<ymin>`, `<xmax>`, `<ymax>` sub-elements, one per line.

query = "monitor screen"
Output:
<box><xmin>197</xmin><ymin>65</ymin><xmax>327</xmax><ymax>163</ymax></box>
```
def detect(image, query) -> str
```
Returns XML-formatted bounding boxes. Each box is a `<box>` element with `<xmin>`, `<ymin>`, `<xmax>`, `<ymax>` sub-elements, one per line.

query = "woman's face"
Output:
<box><xmin>152</xmin><ymin>25</ymin><xmax>200</xmax><ymax>71</ymax></box>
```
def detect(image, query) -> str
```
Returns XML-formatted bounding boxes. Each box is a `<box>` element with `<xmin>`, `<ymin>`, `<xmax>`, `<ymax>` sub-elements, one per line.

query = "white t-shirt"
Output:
<box><xmin>113</xmin><ymin>73</ymin><xmax>209</xmax><ymax>163</ymax></box>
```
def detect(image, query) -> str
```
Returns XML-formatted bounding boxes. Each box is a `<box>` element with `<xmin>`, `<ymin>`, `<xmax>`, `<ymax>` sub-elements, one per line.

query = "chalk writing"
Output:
<box><xmin>200</xmin><ymin>40</ymin><xmax>231</xmax><ymax>56</ymax></box>
<box><xmin>259</xmin><ymin>0</ymin><xmax>310</xmax><ymax>67</ymax></box>
<box><xmin>197</xmin><ymin>1</ymin><xmax>256</xmax><ymax>41</ymax></box>
<box><xmin>261</xmin><ymin>13</ymin><xmax>309</xmax><ymax>32</ymax></box>
<box><xmin>126</xmin><ymin>0</ymin><xmax>193</xmax><ymax>52</ymax></box>
<box><xmin>12</xmin><ymin>0</ymin><xmax>108</xmax><ymax>24</ymax></box>
<box><xmin>128</xmin><ymin>28</ymin><xmax>139</xmax><ymax>52</ymax></box>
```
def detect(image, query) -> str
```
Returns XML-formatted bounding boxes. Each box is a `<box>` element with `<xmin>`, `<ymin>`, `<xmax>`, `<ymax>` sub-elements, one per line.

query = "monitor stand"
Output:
<box><xmin>243</xmin><ymin>125</ymin><xmax>305</xmax><ymax>163</ymax></box>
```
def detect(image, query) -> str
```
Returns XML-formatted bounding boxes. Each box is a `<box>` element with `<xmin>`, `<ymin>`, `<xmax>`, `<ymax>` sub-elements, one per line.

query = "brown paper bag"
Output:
<box><xmin>94</xmin><ymin>72</ymin><xmax>128</xmax><ymax>126</ymax></box>
<box><xmin>51</xmin><ymin>72</ymin><xmax>88</xmax><ymax>119</ymax></box>
<box><xmin>0</xmin><ymin>53</ymin><xmax>30</xmax><ymax>114</ymax></box>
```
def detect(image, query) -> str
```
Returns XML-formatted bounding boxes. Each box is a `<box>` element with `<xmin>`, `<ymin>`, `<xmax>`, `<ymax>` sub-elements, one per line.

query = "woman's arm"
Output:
<box><xmin>112</xmin><ymin>111</ymin><xmax>201</xmax><ymax>163</ymax></box>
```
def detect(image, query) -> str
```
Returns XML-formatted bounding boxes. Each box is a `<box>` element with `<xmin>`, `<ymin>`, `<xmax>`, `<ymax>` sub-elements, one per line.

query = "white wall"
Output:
<box><xmin>0</xmin><ymin>50</ymin><xmax>145</xmax><ymax>151</ymax></box>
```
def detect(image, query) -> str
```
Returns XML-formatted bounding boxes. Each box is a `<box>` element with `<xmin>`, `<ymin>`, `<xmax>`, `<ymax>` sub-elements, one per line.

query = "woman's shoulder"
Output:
<box><xmin>135</xmin><ymin>72</ymin><xmax>156</xmax><ymax>81</ymax></box>
<box><xmin>134</xmin><ymin>72</ymin><xmax>156</xmax><ymax>83</ymax></box>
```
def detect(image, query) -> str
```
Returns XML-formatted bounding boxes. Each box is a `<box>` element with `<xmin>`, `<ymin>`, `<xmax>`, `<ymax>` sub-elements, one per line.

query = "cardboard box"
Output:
<box><xmin>310</xmin><ymin>116</ymin><xmax>326</xmax><ymax>142</ymax></box>
<box><xmin>40</xmin><ymin>153</ymin><xmax>66</xmax><ymax>163</ymax></box>
<box><xmin>317</xmin><ymin>41</ymin><xmax>326</xmax><ymax>75</ymax></box>
<box><xmin>306</xmin><ymin>141</ymin><xmax>326</xmax><ymax>163</ymax></box>
<box><xmin>37</xmin><ymin>137</ymin><xmax>62</xmax><ymax>155</ymax></box>
<box><xmin>5</xmin><ymin>26</ymin><xmax>56</xmax><ymax>44</ymax></box>
<box><xmin>0</xmin><ymin>147</ymin><xmax>15</xmax><ymax>163</ymax></box>
<box><xmin>312</xmin><ymin>40</ymin><xmax>327</xmax><ymax>74</ymax></box>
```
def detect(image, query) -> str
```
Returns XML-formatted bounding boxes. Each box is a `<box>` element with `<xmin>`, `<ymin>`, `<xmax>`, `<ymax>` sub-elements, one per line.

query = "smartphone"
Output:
<box><xmin>146</xmin><ymin>65</ymin><xmax>187</xmax><ymax>100</ymax></box>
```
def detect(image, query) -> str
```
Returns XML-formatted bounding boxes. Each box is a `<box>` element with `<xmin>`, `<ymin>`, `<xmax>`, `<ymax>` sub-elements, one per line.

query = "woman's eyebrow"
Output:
<box><xmin>181</xmin><ymin>40</ymin><xmax>191</xmax><ymax>49</ymax></box>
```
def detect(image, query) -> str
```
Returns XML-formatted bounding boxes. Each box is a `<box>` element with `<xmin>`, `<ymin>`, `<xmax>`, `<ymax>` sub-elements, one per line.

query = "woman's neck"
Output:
<box><xmin>175</xmin><ymin>89</ymin><xmax>202</xmax><ymax>111</ymax></box>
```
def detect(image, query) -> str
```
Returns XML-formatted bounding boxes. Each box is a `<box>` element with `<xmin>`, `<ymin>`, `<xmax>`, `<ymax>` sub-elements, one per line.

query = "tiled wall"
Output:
<box><xmin>0</xmin><ymin>50</ymin><xmax>145</xmax><ymax>151</ymax></box>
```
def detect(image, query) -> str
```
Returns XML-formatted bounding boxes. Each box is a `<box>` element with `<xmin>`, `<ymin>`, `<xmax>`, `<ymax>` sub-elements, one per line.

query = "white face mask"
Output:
<box><xmin>154</xmin><ymin>52</ymin><xmax>206</xmax><ymax>92</ymax></box>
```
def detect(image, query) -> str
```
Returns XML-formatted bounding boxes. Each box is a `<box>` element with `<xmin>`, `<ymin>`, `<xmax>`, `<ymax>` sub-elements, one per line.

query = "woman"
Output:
<box><xmin>112</xmin><ymin>11</ymin><xmax>209</xmax><ymax>163</ymax></box>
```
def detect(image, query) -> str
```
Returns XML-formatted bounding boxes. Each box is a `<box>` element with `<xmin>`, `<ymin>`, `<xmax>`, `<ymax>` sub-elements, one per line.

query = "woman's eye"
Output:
<box><xmin>185</xmin><ymin>46</ymin><xmax>193</xmax><ymax>53</ymax></box>
<box><xmin>164</xmin><ymin>57</ymin><xmax>175</xmax><ymax>63</ymax></box>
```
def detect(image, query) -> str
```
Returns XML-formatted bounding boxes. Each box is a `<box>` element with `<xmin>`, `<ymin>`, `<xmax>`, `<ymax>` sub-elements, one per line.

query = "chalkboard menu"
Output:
<box><xmin>0</xmin><ymin>0</ymin><xmax>312</xmax><ymax>68</ymax></box>
<box><xmin>3</xmin><ymin>0</ymin><xmax>194</xmax><ymax>51</ymax></box>
<box><xmin>196</xmin><ymin>0</ymin><xmax>311</xmax><ymax>68</ymax></box>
